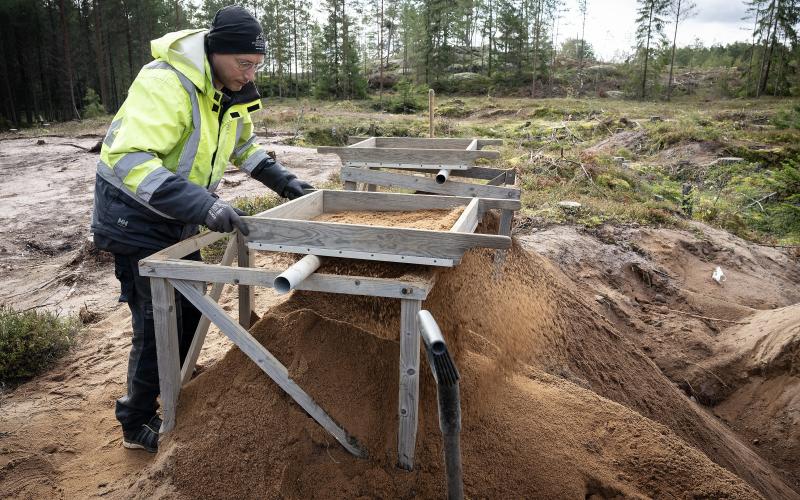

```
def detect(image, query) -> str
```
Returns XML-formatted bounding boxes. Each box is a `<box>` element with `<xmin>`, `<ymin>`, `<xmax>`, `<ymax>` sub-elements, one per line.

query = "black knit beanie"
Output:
<box><xmin>206</xmin><ymin>5</ymin><xmax>266</xmax><ymax>55</ymax></box>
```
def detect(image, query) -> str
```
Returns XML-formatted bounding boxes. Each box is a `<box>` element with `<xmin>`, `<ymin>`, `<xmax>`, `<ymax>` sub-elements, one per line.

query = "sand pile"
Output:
<box><xmin>130</xmin><ymin>241</ymin><xmax>798</xmax><ymax>498</ymax></box>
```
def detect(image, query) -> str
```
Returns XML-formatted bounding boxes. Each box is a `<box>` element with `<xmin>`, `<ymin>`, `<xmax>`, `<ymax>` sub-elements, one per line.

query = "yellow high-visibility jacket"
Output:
<box><xmin>91</xmin><ymin>29</ymin><xmax>290</xmax><ymax>250</ymax></box>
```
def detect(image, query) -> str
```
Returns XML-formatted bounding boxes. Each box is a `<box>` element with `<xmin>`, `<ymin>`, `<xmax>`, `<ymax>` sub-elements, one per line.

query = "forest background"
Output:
<box><xmin>1</xmin><ymin>0</ymin><xmax>799</xmax><ymax>126</ymax></box>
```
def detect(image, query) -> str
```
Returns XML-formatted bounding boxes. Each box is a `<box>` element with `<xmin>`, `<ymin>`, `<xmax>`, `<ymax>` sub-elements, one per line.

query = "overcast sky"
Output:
<box><xmin>558</xmin><ymin>0</ymin><xmax>754</xmax><ymax>61</ymax></box>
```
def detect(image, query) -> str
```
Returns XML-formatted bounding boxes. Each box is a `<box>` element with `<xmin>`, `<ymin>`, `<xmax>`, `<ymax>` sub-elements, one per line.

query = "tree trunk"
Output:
<box><xmin>756</xmin><ymin>1</ymin><xmax>776</xmax><ymax>98</ymax></box>
<box><xmin>773</xmin><ymin>32</ymin><xmax>786</xmax><ymax>96</ymax></box>
<box><xmin>386</xmin><ymin>19</ymin><xmax>394</xmax><ymax>82</ymax></box>
<box><xmin>58</xmin><ymin>0</ymin><xmax>81</xmax><ymax>120</ymax></box>
<box><xmin>550</xmin><ymin>7</ymin><xmax>559</xmax><ymax>96</ymax></box>
<box><xmin>379</xmin><ymin>0</ymin><xmax>384</xmax><ymax>103</ymax></box>
<box><xmin>0</xmin><ymin>30</ymin><xmax>19</xmax><ymax>125</ymax></box>
<box><xmin>292</xmin><ymin>0</ymin><xmax>299</xmax><ymax>98</ymax></box>
<box><xmin>747</xmin><ymin>3</ymin><xmax>761</xmax><ymax>96</ymax></box>
<box><xmin>487</xmin><ymin>0</ymin><xmax>493</xmax><ymax>77</ymax></box>
<box><xmin>578</xmin><ymin>1</ymin><xmax>587</xmax><ymax>91</ymax></box>
<box><xmin>759</xmin><ymin>4</ymin><xmax>779</xmax><ymax>96</ymax></box>
<box><xmin>104</xmin><ymin>3</ymin><xmax>118</xmax><ymax>110</ymax></box>
<box><xmin>333</xmin><ymin>0</ymin><xmax>339</xmax><ymax>95</ymax></box>
<box><xmin>122</xmin><ymin>0</ymin><xmax>134</xmax><ymax>83</ymax></box>
<box><xmin>667</xmin><ymin>0</ymin><xmax>681</xmax><ymax>101</ymax></box>
<box><xmin>531</xmin><ymin>0</ymin><xmax>542</xmax><ymax>97</ymax></box>
<box><xmin>641</xmin><ymin>4</ymin><xmax>654</xmax><ymax>99</ymax></box>
<box><xmin>15</xmin><ymin>35</ymin><xmax>34</xmax><ymax>124</ymax></box>
<box><xmin>93</xmin><ymin>0</ymin><xmax>110</xmax><ymax>111</ymax></box>
<box><xmin>341</xmin><ymin>0</ymin><xmax>349</xmax><ymax>98</ymax></box>
<box><xmin>403</xmin><ymin>22</ymin><xmax>408</xmax><ymax>76</ymax></box>
<box><xmin>35</xmin><ymin>1</ymin><xmax>54</xmax><ymax>121</ymax></box>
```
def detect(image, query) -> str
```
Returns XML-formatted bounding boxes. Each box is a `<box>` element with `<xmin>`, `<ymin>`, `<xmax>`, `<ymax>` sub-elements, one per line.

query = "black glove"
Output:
<box><xmin>204</xmin><ymin>199</ymin><xmax>249</xmax><ymax>235</ymax></box>
<box><xmin>282</xmin><ymin>179</ymin><xmax>314</xmax><ymax>200</ymax></box>
<box><xmin>250</xmin><ymin>157</ymin><xmax>294</xmax><ymax>194</ymax></box>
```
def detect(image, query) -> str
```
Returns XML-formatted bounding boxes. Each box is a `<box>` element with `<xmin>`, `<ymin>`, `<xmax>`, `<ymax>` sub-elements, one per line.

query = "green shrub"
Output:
<box><xmin>438</xmin><ymin>99</ymin><xmax>471</xmax><ymax>118</ymax></box>
<box><xmin>383</xmin><ymin>79</ymin><xmax>424</xmax><ymax>114</ymax></box>
<box><xmin>303</xmin><ymin>125</ymin><xmax>352</xmax><ymax>146</ymax></box>
<box><xmin>772</xmin><ymin>104</ymin><xmax>800</xmax><ymax>130</ymax></box>
<box><xmin>763</xmin><ymin>160</ymin><xmax>800</xmax><ymax>239</ymax></box>
<box><xmin>597</xmin><ymin>173</ymin><xmax>632</xmax><ymax>191</ymax></box>
<box><xmin>0</xmin><ymin>307</ymin><xmax>81</xmax><ymax>383</ymax></box>
<box><xmin>82</xmin><ymin>88</ymin><xmax>105</xmax><ymax>119</ymax></box>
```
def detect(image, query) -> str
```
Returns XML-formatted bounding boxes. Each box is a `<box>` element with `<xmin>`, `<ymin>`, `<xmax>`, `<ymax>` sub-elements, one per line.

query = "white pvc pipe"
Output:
<box><xmin>273</xmin><ymin>255</ymin><xmax>322</xmax><ymax>294</ymax></box>
<box><xmin>436</xmin><ymin>168</ymin><xmax>451</xmax><ymax>184</ymax></box>
<box><xmin>418</xmin><ymin>310</ymin><xmax>446</xmax><ymax>355</ymax></box>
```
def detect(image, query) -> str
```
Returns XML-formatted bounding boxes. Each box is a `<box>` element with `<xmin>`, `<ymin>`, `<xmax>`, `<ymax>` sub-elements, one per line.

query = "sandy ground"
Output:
<box><xmin>0</xmin><ymin>128</ymin><xmax>799</xmax><ymax>497</ymax></box>
<box><xmin>0</xmin><ymin>130</ymin><xmax>340</xmax><ymax>497</ymax></box>
<box><xmin>0</xmin><ymin>133</ymin><xmax>338</xmax><ymax>316</ymax></box>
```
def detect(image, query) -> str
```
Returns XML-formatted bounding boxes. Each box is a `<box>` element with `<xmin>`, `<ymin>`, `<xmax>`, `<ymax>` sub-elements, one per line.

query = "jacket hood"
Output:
<box><xmin>150</xmin><ymin>29</ymin><xmax>215</xmax><ymax>95</ymax></box>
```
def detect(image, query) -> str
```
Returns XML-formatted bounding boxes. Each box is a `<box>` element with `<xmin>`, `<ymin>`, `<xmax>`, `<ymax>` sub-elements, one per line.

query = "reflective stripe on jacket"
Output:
<box><xmin>91</xmin><ymin>29</ymin><xmax>268</xmax><ymax>250</ymax></box>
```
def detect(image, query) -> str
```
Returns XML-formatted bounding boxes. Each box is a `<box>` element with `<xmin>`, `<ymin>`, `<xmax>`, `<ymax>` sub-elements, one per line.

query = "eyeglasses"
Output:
<box><xmin>235</xmin><ymin>58</ymin><xmax>267</xmax><ymax>72</ymax></box>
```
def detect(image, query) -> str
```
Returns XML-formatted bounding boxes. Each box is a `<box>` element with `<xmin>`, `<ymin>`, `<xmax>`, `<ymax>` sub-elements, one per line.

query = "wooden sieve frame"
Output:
<box><xmin>139</xmin><ymin>189</ymin><xmax>519</xmax><ymax>469</ymax></box>
<box><xmin>318</xmin><ymin>136</ymin><xmax>521</xmax><ymax>200</ymax></box>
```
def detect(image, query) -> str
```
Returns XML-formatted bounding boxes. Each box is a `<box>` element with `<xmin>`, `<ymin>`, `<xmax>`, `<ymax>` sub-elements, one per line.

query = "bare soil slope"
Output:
<box><xmin>523</xmin><ymin>221</ymin><xmax>800</xmax><ymax>489</ymax></box>
<box><xmin>118</xmin><ymin>244</ymin><xmax>796</xmax><ymax>499</ymax></box>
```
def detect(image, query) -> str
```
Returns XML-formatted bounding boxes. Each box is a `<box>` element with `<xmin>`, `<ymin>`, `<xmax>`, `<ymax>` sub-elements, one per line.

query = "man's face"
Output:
<box><xmin>210</xmin><ymin>53</ymin><xmax>264</xmax><ymax>91</ymax></box>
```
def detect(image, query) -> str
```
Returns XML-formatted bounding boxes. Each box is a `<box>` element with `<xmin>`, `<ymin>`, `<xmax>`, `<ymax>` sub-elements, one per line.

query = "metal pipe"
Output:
<box><xmin>417</xmin><ymin>310</ymin><xmax>463</xmax><ymax>500</ymax></box>
<box><xmin>273</xmin><ymin>255</ymin><xmax>321</xmax><ymax>294</ymax></box>
<box><xmin>435</xmin><ymin>168</ymin><xmax>451</xmax><ymax>184</ymax></box>
<box><xmin>418</xmin><ymin>310</ymin><xmax>446</xmax><ymax>354</ymax></box>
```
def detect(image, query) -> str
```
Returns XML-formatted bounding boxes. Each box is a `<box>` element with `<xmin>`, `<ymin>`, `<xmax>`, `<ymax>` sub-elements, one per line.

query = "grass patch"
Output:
<box><xmin>0</xmin><ymin>307</ymin><xmax>81</xmax><ymax>384</ymax></box>
<box><xmin>258</xmin><ymin>95</ymin><xmax>800</xmax><ymax>243</ymax></box>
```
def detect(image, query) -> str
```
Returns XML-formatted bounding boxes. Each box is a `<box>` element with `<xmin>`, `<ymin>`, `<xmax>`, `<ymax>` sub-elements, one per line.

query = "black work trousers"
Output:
<box><xmin>112</xmin><ymin>249</ymin><xmax>202</xmax><ymax>432</ymax></box>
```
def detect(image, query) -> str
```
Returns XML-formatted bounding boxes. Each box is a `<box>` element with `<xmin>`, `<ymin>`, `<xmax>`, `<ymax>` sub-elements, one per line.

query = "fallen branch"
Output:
<box><xmin>62</xmin><ymin>143</ymin><xmax>88</xmax><ymax>151</ymax></box>
<box><xmin>743</xmin><ymin>192</ymin><xmax>777</xmax><ymax>212</ymax></box>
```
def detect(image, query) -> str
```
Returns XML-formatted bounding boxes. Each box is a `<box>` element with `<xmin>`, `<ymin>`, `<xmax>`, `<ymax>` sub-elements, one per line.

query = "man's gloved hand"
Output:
<box><xmin>250</xmin><ymin>156</ymin><xmax>313</xmax><ymax>200</ymax></box>
<box><xmin>282</xmin><ymin>179</ymin><xmax>314</xmax><ymax>200</ymax></box>
<box><xmin>204</xmin><ymin>199</ymin><xmax>249</xmax><ymax>235</ymax></box>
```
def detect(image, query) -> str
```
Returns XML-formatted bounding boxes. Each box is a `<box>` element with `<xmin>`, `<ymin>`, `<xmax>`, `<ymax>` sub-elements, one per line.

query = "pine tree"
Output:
<box><xmin>666</xmin><ymin>0</ymin><xmax>697</xmax><ymax>101</ymax></box>
<box><xmin>577</xmin><ymin>0</ymin><xmax>588</xmax><ymax>91</ymax></box>
<box><xmin>635</xmin><ymin>0</ymin><xmax>671</xmax><ymax>98</ymax></box>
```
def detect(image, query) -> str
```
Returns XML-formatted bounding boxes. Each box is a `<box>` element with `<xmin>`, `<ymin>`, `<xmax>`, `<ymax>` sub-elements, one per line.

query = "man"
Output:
<box><xmin>90</xmin><ymin>5</ymin><xmax>312</xmax><ymax>453</ymax></box>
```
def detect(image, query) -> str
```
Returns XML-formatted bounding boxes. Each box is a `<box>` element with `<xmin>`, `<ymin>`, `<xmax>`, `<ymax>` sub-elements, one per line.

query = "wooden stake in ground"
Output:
<box><xmin>429</xmin><ymin>89</ymin><xmax>435</xmax><ymax>138</ymax></box>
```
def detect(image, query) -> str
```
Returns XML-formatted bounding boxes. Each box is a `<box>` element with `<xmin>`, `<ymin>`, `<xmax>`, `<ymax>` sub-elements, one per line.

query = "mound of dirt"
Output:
<box><xmin>126</xmin><ymin>244</ymin><xmax>797</xmax><ymax>499</ymax></box>
<box><xmin>584</xmin><ymin>130</ymin><xmax>648</xmax><ymax>156</ymax></box>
